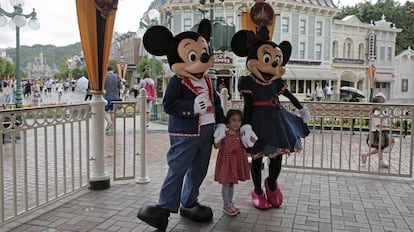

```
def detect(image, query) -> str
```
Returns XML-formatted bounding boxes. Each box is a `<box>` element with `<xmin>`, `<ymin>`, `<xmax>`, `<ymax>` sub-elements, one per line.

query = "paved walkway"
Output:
<box><xmin>2</xmin><ymin>120</ymin><xmax>414</xmax><ymax>232</ymax></box>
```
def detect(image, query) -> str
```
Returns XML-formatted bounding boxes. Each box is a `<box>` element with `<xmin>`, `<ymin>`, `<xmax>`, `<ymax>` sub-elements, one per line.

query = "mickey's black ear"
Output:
<box><xmin>231</xmin><ymin>30</ymin><xmax>249</xmax><ymax>57</ymax></box>
<box><xmin>197</xmin><ymin>19</ymin><xmax>212</xmax><ymax>42</ymax></box>
<box><xmin>279</xmin><ymin>41</ymin><xmax>292</xmax><ymax>66</ymax></box>
<box><xmin>143</xmin><ymin>25</ymin><xmax>173</xmax><ymax>56</ymax></box>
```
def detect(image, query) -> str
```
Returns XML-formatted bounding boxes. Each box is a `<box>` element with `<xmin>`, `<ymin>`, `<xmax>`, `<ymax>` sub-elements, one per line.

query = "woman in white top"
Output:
<box><xmin>138</xmin><ymin>69</ymin><xmax>155</xmax><ymax>126</ymax></box>
<box><xmin>315</xmin><ymin>82</ymin><xmax>324</xmax><ymax>101</ymax></box>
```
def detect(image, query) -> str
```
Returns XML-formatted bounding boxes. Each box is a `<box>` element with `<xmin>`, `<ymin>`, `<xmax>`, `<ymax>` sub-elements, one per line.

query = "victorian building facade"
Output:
<box><xmin>393</xmin><ymin>47</ymin><xmax>414</xmax><ymax>103</ymax></box>
<box><xmin>332</xmin><ymin>14</ymin><xmax>401</xmax><ymax>101</ymax></box>
<box><xmin>116</xmin><ymin>0</ymin><xmax>402</xmax><ymax>102</ymax></box>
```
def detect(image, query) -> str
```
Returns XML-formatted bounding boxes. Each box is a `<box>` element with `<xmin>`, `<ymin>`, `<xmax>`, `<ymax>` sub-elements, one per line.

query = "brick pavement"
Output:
<box><xmin>2</xmin><ymin>122</ymin><xmax>414</xmax><ymax>232</ymax></box>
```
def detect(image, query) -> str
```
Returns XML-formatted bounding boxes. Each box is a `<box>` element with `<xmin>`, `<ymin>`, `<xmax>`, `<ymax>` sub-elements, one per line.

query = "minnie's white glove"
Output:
<box><xmin>298</xmin><ymin>107</ymin><xmax>310</xmax><ymax>123</ymax></box>
<box><xmin>193</xmin><ymin>93</ymin><xmax>210</xmax><ymax>115</ymax></box>
<box><xmin>240</xmin><ymin>124</ymin><xmax>258</xmax><ymax>148</ymax></box>
<box><xmin>214</xmin><ymin>123</ymin><xmax>226</xmax><ymax>144</ymax></box>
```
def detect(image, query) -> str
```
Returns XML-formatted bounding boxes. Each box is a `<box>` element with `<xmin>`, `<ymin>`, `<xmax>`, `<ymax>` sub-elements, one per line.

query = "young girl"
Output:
<box><xmin>361</xmin><ymin>92</ymin><xmax>395</xmax><ymax>168</ymax></box>
<box><xmin>214</xmin><ymin>109</ymin><xmax>250</xmax><ymax>216</ymax></box>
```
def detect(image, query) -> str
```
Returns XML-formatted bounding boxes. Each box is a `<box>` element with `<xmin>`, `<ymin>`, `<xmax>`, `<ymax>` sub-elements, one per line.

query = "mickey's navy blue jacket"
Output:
<box><xmin>163</xmin><ymin>74</ymin><xmax>226</xmax><ymax>136</ymax></box>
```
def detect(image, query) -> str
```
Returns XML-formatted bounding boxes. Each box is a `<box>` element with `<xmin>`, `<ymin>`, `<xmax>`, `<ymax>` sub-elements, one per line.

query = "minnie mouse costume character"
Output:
<box><xmin>231</xmin><ymin>24</ymin><xmax>310</xmax><ymax>209</ymax></box>
<box><xmin>137</xmin><ymin>19</ymin><xmax>226</xmax><ymax>231</ymax></box>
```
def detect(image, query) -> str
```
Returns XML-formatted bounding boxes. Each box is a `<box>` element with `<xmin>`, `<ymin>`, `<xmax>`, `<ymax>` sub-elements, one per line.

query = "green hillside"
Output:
<box><xmin>3</xmin><ymin>43</ymin><xmax>82</xmax><ymax>72</ymax></box>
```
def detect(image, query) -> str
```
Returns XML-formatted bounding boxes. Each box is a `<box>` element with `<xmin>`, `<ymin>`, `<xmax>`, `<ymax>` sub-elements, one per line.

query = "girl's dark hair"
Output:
<box><xmin>371</xmin><ymin>95</ymin><xmax>385</xmax><ymax>113</ymax></box>
<box><xmin>226</xmin><ymin>109</ymin><xmax>243</xmax><ymax>124</ymax></box>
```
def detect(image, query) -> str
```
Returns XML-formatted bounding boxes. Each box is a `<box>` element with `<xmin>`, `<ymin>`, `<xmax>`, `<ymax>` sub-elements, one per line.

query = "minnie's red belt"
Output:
<box><xmin>252</xmin><ymin>98</ymin><xmax>283</xmax><ymax>109</ymax></box>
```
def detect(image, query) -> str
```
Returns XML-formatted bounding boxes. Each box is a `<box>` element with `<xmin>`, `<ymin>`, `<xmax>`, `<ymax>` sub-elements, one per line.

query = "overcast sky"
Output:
<box><xmin>0</xmin><ymin>0</ymin><xmax>407</xmax><ymax>49</ymax></box>
<box><xmin>0</xmin><ymin>0</ymin><xmax>152</xmax><ymax>48</ymax></box>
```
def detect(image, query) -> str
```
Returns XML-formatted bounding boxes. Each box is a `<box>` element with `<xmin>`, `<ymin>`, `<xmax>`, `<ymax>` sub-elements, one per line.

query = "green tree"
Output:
<box><xmin>0</xmin><ymin>58</ymin><xmax>15</xmax><ymax>79</ymax></box>
<box><xmin>71</xmin><ymin>67</ymin><xmax>88</xmax><ymax>79</ymax></box>
<box><xmin>136</xmin><ymin>55</ymin><xmax>164</xmax><ymax>77</ymax></box>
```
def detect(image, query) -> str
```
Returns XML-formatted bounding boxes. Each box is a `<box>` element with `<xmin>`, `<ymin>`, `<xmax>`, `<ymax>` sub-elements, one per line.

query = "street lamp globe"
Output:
<box><xmin>13</xmin><ymin>15</ymin><xmax>26</xmax><ymax>27</ymax></box>
<box><xmin>8</xmin><ymin>18</ymin><xmax>16</xmax><ymax>29</ymax></box>
<box><xmin>148</xmin><ymin>9</ymin><xmax>160</xmax><ymax>21</ymax></box>
<box><xmin>10</xmin><ymin>0</ymin><xmax>25</xmax><ymax>7</ymax></box>
<box><xmin>0</xmin><ymin>15</ymin><xmax>7</xmax><ymax>27</ymax></box>
<box><xmin>28</xmin><ymin>16</ymin><xmax>40</xmax><ymax>30</ymax></box>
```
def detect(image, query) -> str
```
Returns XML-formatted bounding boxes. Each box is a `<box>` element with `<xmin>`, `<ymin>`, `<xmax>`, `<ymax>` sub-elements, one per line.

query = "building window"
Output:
<box><xmin>315</xmin><ymin>43</ymin><xmax>322</xmax><ymax>60</ymax></box>
<box><xmin>387</xmin><ymin>47</ymin><xmax>392</xmax><ymax>62</ymax></box>
<box><xmin>184</xmin><ymin>19</ymin><xmax>192</xmax><ymax>31</ymax></box>
<box><xmin>332</xmin><ymin>41</ymin><xmax>338</xmax><ymax>58</ymax></box>
<box><xmin>299</xmin><ymin>42</ymin><xmax>305</xmax><ymax>59</ymax></box>
<box><xmin>402</xmin><ymin>79</ymin><xmax>408</xmax><ymax>92</ymax></box>
<box><xmin>290</xmin><ymin>80</ymin><xmax>297</xmax><ymax>93</ymax></box>
<box><xmin>316</xmin><ymin>21</ymin><xmax>322</xmax><ymax>36</ymax></box>
<box><xmin>358</xmin><ymin>43</ymin><xmax>364</xmax><ymax>59</ymax></box>
<box><xmin>379</xmin><ymin>46</ymin><xmax>385</xmax><ymax>61</ymax></box>
<box><xmin>300</xmin><ymin>19</ymin><xmax>306</xmax><ymax>34</ymax></box>
<box><xmin>298</xmin><ymin>80</ymin><xmax>304</xmax><ymax>93</ymax></box>
<box><xmin>343</xmin><ymin>38</ymin><xmax>352</xmax><ymax>59</ymax></box>
<box><xmin>282</xmin><ymin>17</ymin><xmax>289</xmax><ymax>33</ymax></box>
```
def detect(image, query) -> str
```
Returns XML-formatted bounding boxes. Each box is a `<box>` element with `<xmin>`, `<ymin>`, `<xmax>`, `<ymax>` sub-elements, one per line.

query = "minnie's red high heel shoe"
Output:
<box><xmin>265</xmin><ymin>178</ymin><xmax>283</xmax><ymax>208</ymax></box>
<box><xmin>251</xmin><ymin>189</ymin><xmax>270</xmax><ymax>209</ymax></box>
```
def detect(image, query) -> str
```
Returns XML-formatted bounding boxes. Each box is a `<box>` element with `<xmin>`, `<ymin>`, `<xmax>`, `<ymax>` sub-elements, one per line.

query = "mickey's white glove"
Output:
<box><xmin>298</xmin><ymin>107</ymin><xmax>310</xmax><ymax>123</ymax></box>
<box><xmin>240</xmin><ymin>124</ymin><xmax>258</xmax><ymax>148</ymax></box>
<box><xmin>193</xmin><ymin>93</ymin><xmax>210</xmax><ymax>115</ymax></box>
<box><xmin>214</xmin><ymin>123</ymin><xmax>226</xmax><ymax>144</ymax></box>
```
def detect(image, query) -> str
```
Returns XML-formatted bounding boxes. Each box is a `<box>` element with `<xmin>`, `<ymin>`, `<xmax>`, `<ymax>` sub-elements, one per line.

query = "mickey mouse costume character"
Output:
<box><xmin>137</xmin><ymin>19</ymin><xmax>226</xmax><ymax>231</ymax></box>
<box><xmin>231</xmin><ymin>1</ymin><xmax>310</xmax><ymax>209</ymax></box>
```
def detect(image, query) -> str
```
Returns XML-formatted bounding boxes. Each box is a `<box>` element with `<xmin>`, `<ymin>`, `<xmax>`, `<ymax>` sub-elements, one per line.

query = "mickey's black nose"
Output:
<box><xmin>272</xmin><ymin>61</ymin><xmax>278</xmax><ymax>68</ymax></box>
<box><xmin>200</xmin><ymin>53</ymin><xmax>210</xmax><ymax>63</ymax></box>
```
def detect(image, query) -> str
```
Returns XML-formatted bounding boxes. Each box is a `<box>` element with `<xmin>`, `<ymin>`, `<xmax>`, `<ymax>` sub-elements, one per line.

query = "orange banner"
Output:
<box><xmin>75</xmin><ymin>0</ymin><xmax>118</xmax><ymax>92</ymax></box>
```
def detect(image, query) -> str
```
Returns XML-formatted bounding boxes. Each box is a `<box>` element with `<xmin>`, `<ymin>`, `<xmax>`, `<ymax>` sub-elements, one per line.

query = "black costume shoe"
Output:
<box><xmin>137</xmin><ymin>203</ymin><xmax>170</xmax><ymax>231</ymax></box>
<box><xmin>179</xmin><ymin>203</ymin><xmax>213</xmax><ymax>223</ymax></box>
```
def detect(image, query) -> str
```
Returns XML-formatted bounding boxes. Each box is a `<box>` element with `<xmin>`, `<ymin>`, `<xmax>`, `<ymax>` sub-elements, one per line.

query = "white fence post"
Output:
<box><xmin>89</xmin><ymin>94</ymin><xmax>111</xmax><ymax>189</ymax></box>
<box><xmin>136</xmin><ymin>89</ymin><xmax>150</xmax><ymax>183</ymax></box>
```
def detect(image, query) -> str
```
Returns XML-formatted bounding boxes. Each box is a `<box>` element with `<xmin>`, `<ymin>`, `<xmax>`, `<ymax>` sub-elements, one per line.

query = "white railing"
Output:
<box><xmin>0</xmin><ymin>104</ymin><xmax>91</xmax><ymax>224</ymax></box>
<box><xmin>222</xmin><ymin>91</ymin><xmax>414</xmax><ymax>177</ymax></box>
<box><xmin>0</xmin><ymin>89</ymin><xmax>413</xmax><ymax>225</ymax></box>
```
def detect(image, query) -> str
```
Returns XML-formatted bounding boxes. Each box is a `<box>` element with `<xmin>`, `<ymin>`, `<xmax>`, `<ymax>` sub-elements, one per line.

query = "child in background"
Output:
<box><xmin>361</xmin><ymin>92</ymin><xmax>395</xmax><ymax>168</ymax></box>
<box><xmin>214</xmin><ymin>109</ymin><xmax>250</xmax><ymax>216</ymax></box>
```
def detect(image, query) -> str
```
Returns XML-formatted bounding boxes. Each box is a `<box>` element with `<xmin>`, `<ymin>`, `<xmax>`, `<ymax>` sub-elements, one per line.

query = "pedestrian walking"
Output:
<box><xmin>104</xmin><ymin>66</ymin><xmax>123</xmax><ymax>132</ymax></box>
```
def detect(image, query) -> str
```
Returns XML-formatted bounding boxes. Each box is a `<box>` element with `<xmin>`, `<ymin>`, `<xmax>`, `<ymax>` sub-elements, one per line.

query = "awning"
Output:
<box><xmin>375</xmin><ymin>73</ymin><xmax>394</xmax><ymax>82</ymax></box>
<box><xmin>284</xmin><ymin>67</ymin><xmax>334</xmax><ymax>80</ymax></box>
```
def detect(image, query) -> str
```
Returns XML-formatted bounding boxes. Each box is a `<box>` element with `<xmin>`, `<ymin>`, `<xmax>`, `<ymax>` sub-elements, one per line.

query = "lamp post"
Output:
<box><xmin>0</xmin><ymin>0</ymin><xmax>40</xmax><ymax>108</ymax></box>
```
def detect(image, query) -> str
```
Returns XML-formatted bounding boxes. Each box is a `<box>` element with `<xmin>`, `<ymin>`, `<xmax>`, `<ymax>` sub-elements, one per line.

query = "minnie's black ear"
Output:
<box><xmin>143</xmin><ymin>25</ymin><xmax>173</xmax><ymax>56</ymax></box>
<box><xmin>197</xmin><ymin>19</ymin><xmax>212</xmax><ymax>42</ymax></box>
<box><xmin>279</xmin><ymin>41</ymin><xmax>292</xmax><ymax>66</ymax></box>
<box><xmin>231</xmin><ymin>30</ymin><xmax>249</xmax><ymax>57</ymax></box>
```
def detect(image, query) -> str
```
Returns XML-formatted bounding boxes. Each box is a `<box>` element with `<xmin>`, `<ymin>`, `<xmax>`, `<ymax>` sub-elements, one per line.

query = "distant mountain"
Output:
<box><xmin>3</xmin><ymin>43</ymin><xmax>82</xmax><ymax>71</ymax></box>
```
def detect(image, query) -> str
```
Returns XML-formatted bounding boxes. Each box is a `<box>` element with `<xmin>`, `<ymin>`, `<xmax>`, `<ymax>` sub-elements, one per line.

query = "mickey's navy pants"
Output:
<box><xmin>158</xmin><ymin>124</ymin><xmax>214</xmax><ymax>213</ymax></box>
